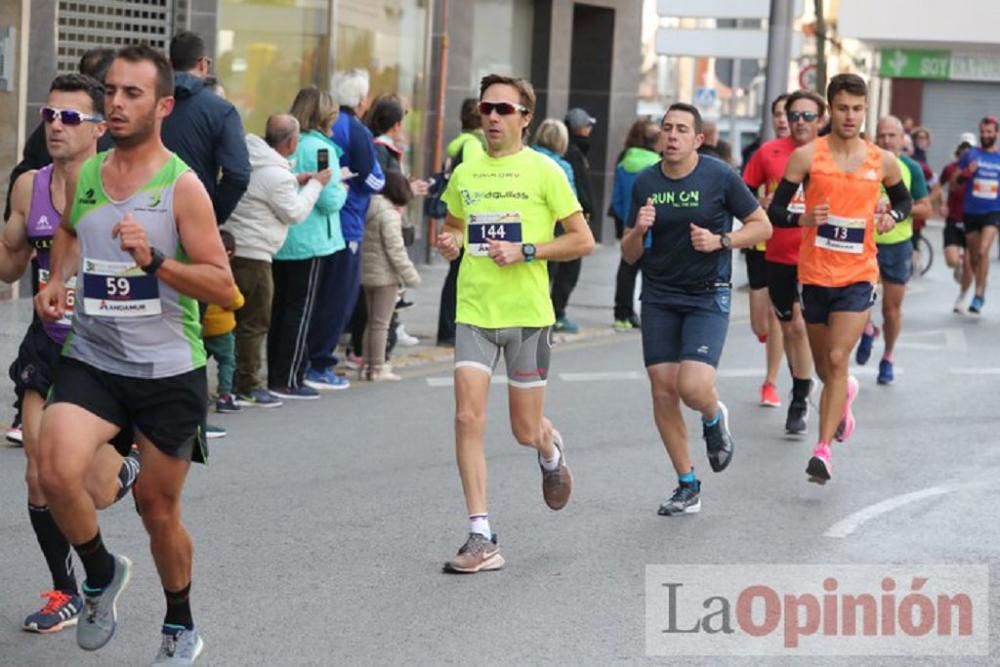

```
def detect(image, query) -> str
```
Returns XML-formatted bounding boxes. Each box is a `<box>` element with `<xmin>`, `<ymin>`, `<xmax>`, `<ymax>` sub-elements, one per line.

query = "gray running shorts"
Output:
<box><xmin>454</xmin><ymin>324</ymin><xmax>552</xmax><ymax>388</ymax></box>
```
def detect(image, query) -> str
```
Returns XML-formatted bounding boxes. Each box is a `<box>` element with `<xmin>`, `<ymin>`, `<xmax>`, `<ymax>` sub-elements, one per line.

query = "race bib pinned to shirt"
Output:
<box><xmin>972</xmin><ymin>177</ymin><xmax>998</xmax><ymax>200</ymax></box>
<box><xmin>37</xmin><ymin>268</ymin><xmax>77</xmax><ymax>326</ymax></box>
<box><xmin>82</xmin><ymin>258</ymin><xmax>161</xmax><ymax>317</ymax></box>
<box><xmin>467</xmin><ymin>212</ymin><xmax>523</xmax><ymax>257</ymax></box>
<box><xmin>815</xmin><ymin>214</ymin><xmax>866</xmax><ymax>254</ymax></box>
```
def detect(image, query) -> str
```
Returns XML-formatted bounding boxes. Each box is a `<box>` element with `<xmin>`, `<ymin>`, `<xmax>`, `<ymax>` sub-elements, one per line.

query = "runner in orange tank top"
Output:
<box><xmin>767</xmin><ymin>74</ymin><xmax>911</xmax><ymax>485</ymax></box>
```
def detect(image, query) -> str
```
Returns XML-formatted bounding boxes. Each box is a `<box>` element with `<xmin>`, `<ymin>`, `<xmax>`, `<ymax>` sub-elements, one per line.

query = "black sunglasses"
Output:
<box><xmin>788</xmin><ymin>110</ymin><xmax>819</xmax><ymax>123</ymax></box>
<box><xmin>40</xmin><ymin>106</ymin><xmax>103</xmax><ymax>126</ymax></box>
<box><xmin>478</xmin><ymin>101</ymin><xmax>528</xmax><ymax>116</ymax></box>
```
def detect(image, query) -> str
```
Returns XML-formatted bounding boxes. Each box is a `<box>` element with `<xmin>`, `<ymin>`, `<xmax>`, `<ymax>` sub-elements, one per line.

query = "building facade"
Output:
<box><xmin>1</xmin><ymin>0</ymin><xmax>641</xmax><ymax>281</ymax></box>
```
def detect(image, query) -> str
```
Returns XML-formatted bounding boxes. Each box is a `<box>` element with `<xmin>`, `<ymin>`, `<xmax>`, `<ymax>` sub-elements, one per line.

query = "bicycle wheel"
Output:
<box><xmin>918</xmin><ymin>235</ymin><xmax>933</xmax><ymax>276</ymax></box>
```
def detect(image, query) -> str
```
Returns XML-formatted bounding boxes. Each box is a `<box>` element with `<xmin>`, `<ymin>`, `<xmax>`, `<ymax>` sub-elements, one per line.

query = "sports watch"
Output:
<box><xmin>522</xmin><ymin>243</ymin><xmax>537</xmax><ymax>263</ymax></box>
<box><xmin>141</xmin><ymin>247</ymin><xmax>166</xmax><ymax>275</ymax></box>
<box><xmin>718</xmin><ymin>233</ymin><xmax>732</xmax><ymax>251</ymax></box>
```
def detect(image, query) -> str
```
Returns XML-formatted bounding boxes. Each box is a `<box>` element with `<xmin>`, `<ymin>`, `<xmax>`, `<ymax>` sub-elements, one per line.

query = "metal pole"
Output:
<box><xmin>729</xmin><ymin>58</ymin><xmax>741</xmax><ymax>159</ymax></box>
<box><xmin>427</xmin><ymin>0</ymin><xmax>449</xmax><ymax>263</ymax></box>
<box><xmin>814</xmin><ymin>0</ymin><xmax>827</xmax><ymax>93</ymax></box>
<box><xmin>762</xmin><ymin>0</ymin><xmax>794</xmax><ymax>141</ymax></box>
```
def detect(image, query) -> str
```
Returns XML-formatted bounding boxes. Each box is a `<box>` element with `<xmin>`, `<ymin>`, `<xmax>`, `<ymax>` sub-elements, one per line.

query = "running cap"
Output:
<box><xmin>960</xmin><ymin>131</ymin><xmax>977</xmax><ymax>146</ymax></box>
<box><xmin>565</xmin><ymin>107</ymin><xmax>597</xmax><ymax>130</ymax></box>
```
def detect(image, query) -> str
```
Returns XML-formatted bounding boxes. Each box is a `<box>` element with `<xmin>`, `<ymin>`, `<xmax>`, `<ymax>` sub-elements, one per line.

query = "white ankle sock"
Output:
<box><xmin>469</xmin><ymin>514</ymin><xmax>491</xmax><ymax>539</ymax></box>
<box><xmin>540</xmin><ymin>445</ymin><xmax>561</xmax><ymax>472</ymax></box>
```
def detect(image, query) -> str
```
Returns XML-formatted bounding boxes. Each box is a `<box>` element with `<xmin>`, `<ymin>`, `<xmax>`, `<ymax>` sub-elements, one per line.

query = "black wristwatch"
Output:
<box><xmin>719</xmin><ymin>233</ymin><xmax>732</xmax><ymax>251</ymax></box>
<box><xmin>141</xmin><ymin>247</ymin><xmax>166</xmax><ymax>275</ymax></box>
<box><xmin>522</xmin><ymin>243</ymin><xmax>537</xmax><ymax>263</ymax></box>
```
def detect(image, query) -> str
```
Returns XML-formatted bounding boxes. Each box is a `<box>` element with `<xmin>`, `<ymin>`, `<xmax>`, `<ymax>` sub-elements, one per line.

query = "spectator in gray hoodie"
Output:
<box><xmin>225</xmin><ymin>113</ymin><xmax>332</xmax><ymax>407</ymax></box>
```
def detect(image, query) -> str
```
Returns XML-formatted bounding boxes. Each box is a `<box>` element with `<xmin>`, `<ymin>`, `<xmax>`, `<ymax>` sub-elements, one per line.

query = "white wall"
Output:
<box><xmin>840</xmin><ymin>0</ymin><xmax>1000</xmax><ymax>49</ymax></box>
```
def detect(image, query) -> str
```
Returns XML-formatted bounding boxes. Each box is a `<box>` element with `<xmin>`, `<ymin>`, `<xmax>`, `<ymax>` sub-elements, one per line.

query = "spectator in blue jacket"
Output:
<box><xmin>162</xmin><ymin>31</ymin><xmax>250</xmax><ymax>225</ymax></box>
<box><xmin>609</xmin><ymin>119</ymin><xmax>661</xmax><ymax>330</ymax></box>
<box><xmin>303</xmin><ymin>69</ymin><xmax>386</xmax><ymax>389</ymax></box>
<box><xmin>268</xmin><ymin>86</ymin><xmax>347</xmax><ymax>399</ymax></box>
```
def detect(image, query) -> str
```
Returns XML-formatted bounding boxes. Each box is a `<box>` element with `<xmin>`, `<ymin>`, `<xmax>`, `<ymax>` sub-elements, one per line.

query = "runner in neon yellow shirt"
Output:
<box><xmin>436</xmin><ymin>74</ymin><xmax>594</xmax><ymax>574</ymax></box>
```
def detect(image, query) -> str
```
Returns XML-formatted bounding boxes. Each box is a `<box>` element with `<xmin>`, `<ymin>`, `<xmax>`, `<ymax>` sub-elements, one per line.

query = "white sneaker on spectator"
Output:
<box><xmin>396</xmin><ymin>324</ymin><xmax>418</xmax><ymax>347</ymax></box>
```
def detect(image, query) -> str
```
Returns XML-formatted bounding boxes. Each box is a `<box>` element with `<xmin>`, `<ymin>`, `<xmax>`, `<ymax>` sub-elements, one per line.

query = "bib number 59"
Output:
<box><xmin>105</xmin><ymin>276</ymin><xmax>131</xmax><ymax>297</ymax></box>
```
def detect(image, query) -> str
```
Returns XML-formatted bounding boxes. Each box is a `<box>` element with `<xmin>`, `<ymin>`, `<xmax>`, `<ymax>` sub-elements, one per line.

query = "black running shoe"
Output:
<box><xmin>785</xmin><ymin>399</ymin><xmax>809</xmax><ymax>435</ymax></box>
<box><xmin>703</xmin><ymin>402</ymin><xmax>734</xmax><ymax>473</ymax></box>
<box><xmin>658</xmin><ymin>481</ymin><xmax>701</xmax><ymax>515</ymax></box>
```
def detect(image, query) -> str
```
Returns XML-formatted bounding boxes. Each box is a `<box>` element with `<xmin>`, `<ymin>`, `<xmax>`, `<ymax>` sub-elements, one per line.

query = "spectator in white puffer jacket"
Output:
<box><xmin>225</xmin><ymin>113</ymin><xmax>332</xmax><ymax>406</ymax></box>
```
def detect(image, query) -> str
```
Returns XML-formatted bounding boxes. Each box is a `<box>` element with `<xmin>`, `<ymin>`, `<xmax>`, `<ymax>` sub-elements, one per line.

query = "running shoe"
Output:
<box><xmin>785</xmin><ymin>398</ymin><xmax>809</xmax><ymax>435</ymax></box>
<box><xmin>877</xmin><ymin>359</ymin><xmax>895</xmax><ymax>385</ymax></box>
<box><xmin>215</xmin><ymin>394</ymin><xmax>241</xmax><ymax>414</ymax></box>
<box><xmin>235</xmin><ymin>389</ymin><xmax>283</xmax><ymax>408</ymax></box>
<box><xmin>613</xmin><ymin>319</ymin><xmax>633</xmax><ymax>331</ymax></box>
<box><xmin>367</xmin><ymin>366</ymin><xmax>402</xmax><ymax>382</ymax></box>
<box><xmin>760</xmin><ymin>382</ymin><xmax>781</xmax><ymax>407</ymax></box>
<box><xmin>269</xmin><ymin>385</ymin><xmax>321</xmax><ymax>400</ymax></box>
<box><xmin>205</xmin><ymin>425</ymin><xmax>226</xmax><ymax>439</ymax></box>
<box><xmin>554</xmin><ymin>317</ymin><xmax>580</xmax><ymax>334</ymax></box>
<box><xmin>833</xmin><ymin>376</ymin><xmax>859</xmax><ymax>443</ymax></box>
<box><xmin>395</xmin><ymin>297</ymin><xmax>415</xmax><ymax>311</ymax></box>
<box><xmin>627</xmin><ymin>314</ymin><xmax>641</xmax><ymax>329</ymax></box>
<box><xmin>657</xmin><ymin>481</ymin><xmax>701</xmax><ymax>515</ymax></box>
<box><xmin>806</xmin><ymin>442</ymin><xmax>832</xmax><ymax>484</ymax></box>
<box><xmin>23</xmin><ymin>590</ymin><xmax>82</xmax><ymax>633</ymax></box>
<box><xmin>855</xmin><ymin>325</ymin><xmax>879</xmax><ymax>365</ymax></box>
<box><xmin>443</xmin><ymin>533</ymin><xmax>505</xmax><ymax>574</ymax></box>
<box><xmin>77</xmin><ymin>554</ymin><xmax>132</xmax><ymax>651</ymax></box>
<box><xmin>154</xmin><ymin>625</ymin><xmax>204</xmax><ymax>665</ymax></box>
<box><xmin>703</xmin><ymin>402</ymin><xmax>734</xmax><ymax>473</ymax></box>
<box><xmin>5</xmin><ymin>423</ymin><xmax>23</xmax><ymax>445</ymax></box>
<box><xmin>954</xmin><ymin>291</ymin><xmax>968</xmax><ymax>314</ymax></box>
<box><xmin>343</xmin><ymin>354</ymin><xmax>364</xmax><ymax>371</ymax></box>
<box><xmin>304</xmin><ymin>368</ymin><xmax>350</xmax><ymax>391</ymax></box>
<box><xmin>969</xmin><ymin>295</ymin><xmax>984</xmax><ymax>315</ymax></box>
<box><xmin>539</xmin><ymin>430</ymin><xmax>573</xmax><ymax>510</ymax></box>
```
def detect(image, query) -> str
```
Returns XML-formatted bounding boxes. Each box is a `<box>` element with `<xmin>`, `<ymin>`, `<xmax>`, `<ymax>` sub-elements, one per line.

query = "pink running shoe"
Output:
<box><xmin>806</xmin><ymin>442</ymin><xmax>832</xmax><ymax>484</ymax></box>
<box><xmin>833</xmin><ymin>375</ymin><xmax>859</xmax><ymax>443</ymax></box>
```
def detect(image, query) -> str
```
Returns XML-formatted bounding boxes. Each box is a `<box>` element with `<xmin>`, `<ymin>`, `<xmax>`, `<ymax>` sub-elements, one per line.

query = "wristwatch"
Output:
<box><xmin>719</xmin><ymin>233</ymin><xmax>732</xmax><ymax>251</ymax></box>
<box><xmin>141</xmin><ymin>247</ymin><xmax>166</xmax><ymax>275</ymax></box>
<box><xmin>522</xmin><ymin>243</ymin><xmax>537</xmax><ymax>263</ymax></box>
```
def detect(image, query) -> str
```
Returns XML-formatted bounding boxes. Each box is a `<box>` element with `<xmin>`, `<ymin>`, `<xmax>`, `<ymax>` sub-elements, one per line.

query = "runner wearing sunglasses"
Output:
<box><xmin>0</xmin><ymin>74</ymin><xmax>141</xmax><ymax>635</ymax></box>
<box><xmin>435</xmin><ymin>74</ymin><xmax>594</xmax><ymax>573</ymax></box>
<box><xmin>743</xmin><ymin>89</ymin><xmax>825</xmax><ymax>435</ymax></box>
<box><xmin>768</xmin><ymin>74</ymin><xmax>911</xmax><ymax>485</ymax></box>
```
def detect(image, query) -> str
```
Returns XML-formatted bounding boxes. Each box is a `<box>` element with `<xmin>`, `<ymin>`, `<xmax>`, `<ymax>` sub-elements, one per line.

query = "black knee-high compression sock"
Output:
<box><xmin>28</xmin><ymin>504</ymin><xmax>77</xmax><ymax>595</ymax></box>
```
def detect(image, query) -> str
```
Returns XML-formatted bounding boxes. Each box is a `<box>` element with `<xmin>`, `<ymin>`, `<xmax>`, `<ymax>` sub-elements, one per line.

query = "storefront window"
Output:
<box><xmin>336</xmin><ymin>0</ymin><xmax>430</xmax><ymax>176</ymax></box>
<box><xmin>217</xmin><ymin>0</ymin><xmax>330</xmax><ymax>135</ymax></box>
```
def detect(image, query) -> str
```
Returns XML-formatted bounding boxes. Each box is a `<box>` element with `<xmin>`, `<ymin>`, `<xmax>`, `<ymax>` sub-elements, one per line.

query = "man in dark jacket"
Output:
<box><xmin>554</xmin><ymin>108</ymin><xmax>596</xmax><ymax>333</ymax></box>
<box><xmin>161</xmin><ymin>31</ymin><xmax>249</xmax><ymax>225</ymax></box>
<box><xmin>4</xmin><ymin>48</ymin><xmax>116</xmax><ymax>221</ymax></box>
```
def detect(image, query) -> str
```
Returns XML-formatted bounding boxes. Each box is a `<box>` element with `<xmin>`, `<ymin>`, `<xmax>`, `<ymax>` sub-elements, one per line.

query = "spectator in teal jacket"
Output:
<box><xmin>267</xmin><ymin>86</ymin><xmax>348</xmax><ymax>398</ymax></box>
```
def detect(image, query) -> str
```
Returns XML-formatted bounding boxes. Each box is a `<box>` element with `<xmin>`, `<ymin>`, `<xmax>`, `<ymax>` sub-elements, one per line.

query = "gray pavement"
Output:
<box><xmin>0</xmin><ymin>228</ymin><xmax>998</xmax><ymax>665</ymax></box>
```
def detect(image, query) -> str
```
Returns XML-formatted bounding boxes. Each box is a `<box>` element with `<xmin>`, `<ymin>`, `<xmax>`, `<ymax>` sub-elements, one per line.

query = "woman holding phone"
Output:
<box><xmin>267</xmin><ymin>86</ymin><xmax>347</xmax><ymax>399</ymax></box>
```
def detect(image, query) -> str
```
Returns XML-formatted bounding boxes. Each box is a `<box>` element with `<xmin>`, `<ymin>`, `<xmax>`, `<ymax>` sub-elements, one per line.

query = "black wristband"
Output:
<box><xmin>141</xmin><ymin>247</ymin><xmax>166</xmax><ymax>275</ymax></box>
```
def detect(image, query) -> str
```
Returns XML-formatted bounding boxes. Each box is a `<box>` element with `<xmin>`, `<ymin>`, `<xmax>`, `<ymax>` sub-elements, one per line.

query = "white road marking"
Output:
<box><xmin>559</xmin><ymin>371</ymin><xmax>644</xmax><ymax>381</ymax></box>
<box><xmin>895</xmin><ymin>328</ymin><xmax>967</xmax><ymax>351</ymax></box>
<box><xmin>950</xmin><ymin>368</ymin><xmax>1000</xmax><ymax>375</ymax></box>
<box><xmin>824</xmin><ymin>486</ymin><xmax>951</xmax><ymax>539</ymax></box>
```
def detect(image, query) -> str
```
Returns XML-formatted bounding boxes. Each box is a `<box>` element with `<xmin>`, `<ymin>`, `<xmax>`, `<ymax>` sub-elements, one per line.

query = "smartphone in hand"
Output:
<box><xmin>317</xmin><ymin>148</ymin><xmax>329</xmax><ymax>172</ymax></box>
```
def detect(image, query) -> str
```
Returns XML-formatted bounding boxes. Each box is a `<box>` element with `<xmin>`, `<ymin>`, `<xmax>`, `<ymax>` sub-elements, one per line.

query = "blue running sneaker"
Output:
<box><xmin>154</xmin><ymin>625</ymin><xmax>204</xmax><ymax>665</ymax></box>
<box><xmin>969</xmin><ymin>295</ymin><xmax>984</xmax><ymax>315</ymax></box>
<box><xmin>855</xmin><ymin>326</ymin><xmax>879</xmax><ymax>365</ymax></box>
<box><xmin>877</xmin><ymin>358</ymin><xmax>895</xmax><ymax>385</ymax></box>
<box><xmin>78</xmin><ymin>554</ymin><xmax>132</xmax><ymax>651</ymax></box>
<box><xmin>304</xmin><ymin>368</ymin><xmax>351</xmax><ymax>391</ymax></box>
<box><xmin>23</xmin><ymin>590</ymin><xmax>82</xmax><ymax>633</ymax></box>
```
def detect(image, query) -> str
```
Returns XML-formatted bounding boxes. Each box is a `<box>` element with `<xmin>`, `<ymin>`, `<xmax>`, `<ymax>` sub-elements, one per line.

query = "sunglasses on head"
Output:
<box><xmin>787</xmin><ymin>110</ymin><xmax>819</xmax><ymax>123</ymax></box>
<box><xmin>478</xmin><ymin>101</ymin><xmax>528</xmax><ymax>116</ymax></box>
<box><xmin>40</xmin><ymin>106</ymin><xmax>103</xmax><ymax>126</ymax></box>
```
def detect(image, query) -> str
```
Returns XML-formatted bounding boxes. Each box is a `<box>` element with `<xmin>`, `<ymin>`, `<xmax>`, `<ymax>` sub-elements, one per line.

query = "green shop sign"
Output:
<box><xmin>880</xmin><ymin>48</ymin><xmax>1000</xmax><ymax>83</ymax></box>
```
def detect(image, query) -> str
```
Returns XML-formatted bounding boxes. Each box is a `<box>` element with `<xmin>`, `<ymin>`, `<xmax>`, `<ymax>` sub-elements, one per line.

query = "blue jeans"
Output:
<box><xmin>308</xmin><ymin>242</ymin><xmax>362</xmax><ymax>370</ymax></box>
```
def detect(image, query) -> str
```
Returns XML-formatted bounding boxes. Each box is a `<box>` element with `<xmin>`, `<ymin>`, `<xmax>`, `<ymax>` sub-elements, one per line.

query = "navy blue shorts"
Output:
<box><xmin>801</xmin><ymin>283</ymin><xmax>876</xmax><ymax>325</ymax></box>
<box><xmin>640</xmin><ymin>290</ymin><xmax>731</xmax><ymax>368</ymax></box>
<box><xmin>963</xmin><ymin>212</ymin><xmax>1000</xmax><ymax>234</ymax></box>
<box><xmin>876</xmin><ymin>240</ymin><xmax>913</xmax><ymax>285</ymax></box>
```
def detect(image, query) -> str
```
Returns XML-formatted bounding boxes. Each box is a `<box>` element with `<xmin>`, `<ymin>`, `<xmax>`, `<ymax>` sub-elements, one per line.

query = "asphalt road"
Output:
<box><xmin>0</xmin><ymin>235</ymin><xmax>998</xmax><ymax>665</ymax></box>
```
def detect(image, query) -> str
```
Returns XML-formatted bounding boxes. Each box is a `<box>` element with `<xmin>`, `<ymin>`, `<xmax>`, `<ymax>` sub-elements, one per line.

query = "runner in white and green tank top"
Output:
<box><xmin>64</xmin><ymin>151</ymin><xmax>205</xmax><ymax>379</ymax></box>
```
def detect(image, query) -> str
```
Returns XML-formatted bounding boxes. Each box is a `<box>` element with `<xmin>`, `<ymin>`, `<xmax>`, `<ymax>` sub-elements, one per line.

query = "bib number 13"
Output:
<box><xmin>105</xmin><ymin>277</ymin><xmax>131</xmax><ymax>297</ymax></box>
